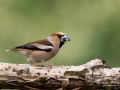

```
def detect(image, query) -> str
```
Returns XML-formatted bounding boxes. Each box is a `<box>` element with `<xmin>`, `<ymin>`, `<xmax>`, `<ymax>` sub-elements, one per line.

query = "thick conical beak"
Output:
<box><xmin>61</xmin><ymin>35</ymin><xmax>70</xmax><ymax>42</ymax></box>
<box><xmin>67</xmin><ymin>37</ymin><xmax>70</xmax><ymax>41</ymax></box>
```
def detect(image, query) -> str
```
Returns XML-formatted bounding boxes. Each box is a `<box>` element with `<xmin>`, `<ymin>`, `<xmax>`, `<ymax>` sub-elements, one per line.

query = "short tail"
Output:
<box><xmin>5</xmin><ymin>50</ymin><xmax>11</xmax><ymax>52</ymax></box>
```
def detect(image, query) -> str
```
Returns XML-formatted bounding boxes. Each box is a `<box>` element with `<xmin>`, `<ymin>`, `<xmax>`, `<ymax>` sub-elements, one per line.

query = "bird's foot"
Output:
<box><xmin>29</xmin><ymin>62</ymin><xmax>35</xmax><ymax>66</ymax></box>
<box><xmin>47</xmin><ymin>63</ymin><xmax>54</xmax><ymax>68</ymax></box>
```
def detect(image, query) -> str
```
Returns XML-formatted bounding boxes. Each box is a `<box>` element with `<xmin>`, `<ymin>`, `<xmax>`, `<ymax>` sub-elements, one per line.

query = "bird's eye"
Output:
<box><xmin>57</xmin><ymin>34</ymin><xmax>64</xmax><ymax>39</ymax></box>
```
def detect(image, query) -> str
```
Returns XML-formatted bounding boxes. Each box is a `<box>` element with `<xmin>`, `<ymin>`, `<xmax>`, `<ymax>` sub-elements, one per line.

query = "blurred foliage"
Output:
<box><xmin>0</xmin><ymin>0</ymin><xmax>120</xmax><ymax>67</ymax></box>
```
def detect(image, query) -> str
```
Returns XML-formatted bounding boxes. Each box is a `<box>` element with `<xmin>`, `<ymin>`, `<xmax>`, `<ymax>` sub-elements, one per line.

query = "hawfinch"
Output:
<box><xmin>6</xmin><ymin>32</ymin><xmax>70</xmax><ymax>65</ymax></box>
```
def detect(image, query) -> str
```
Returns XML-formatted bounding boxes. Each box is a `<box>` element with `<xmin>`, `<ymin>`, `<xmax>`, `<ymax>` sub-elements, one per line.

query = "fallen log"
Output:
<box><xmin>0</xmin><ymin>59</ymin><xmax>119</xmax><ymax>90</ymax></box>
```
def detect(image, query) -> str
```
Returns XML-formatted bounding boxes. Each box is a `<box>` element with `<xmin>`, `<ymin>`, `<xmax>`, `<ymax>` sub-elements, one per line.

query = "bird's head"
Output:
<box><xmin>48</xmin><ymin>32</ymin><xmax>70</xmax><ymax>48</ymax></box>
<box><xmin>51</xmin><ymin>32</ymin><xmax>70</xmax><ymax>42</ymax></box>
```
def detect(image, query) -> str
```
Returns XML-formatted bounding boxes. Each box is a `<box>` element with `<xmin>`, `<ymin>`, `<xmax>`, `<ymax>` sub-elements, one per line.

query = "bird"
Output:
<box><xmin>6</xmin><ymin>32</ymin><xmax>70</xmax><ymax>65</ymax></box>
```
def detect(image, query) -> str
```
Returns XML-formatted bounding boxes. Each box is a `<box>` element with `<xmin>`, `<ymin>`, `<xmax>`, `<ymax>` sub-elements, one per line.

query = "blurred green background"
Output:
<box><xmin>0</xmin><ymin>0</ymin><xmax>120</xmax><ymax>67</ymax></box>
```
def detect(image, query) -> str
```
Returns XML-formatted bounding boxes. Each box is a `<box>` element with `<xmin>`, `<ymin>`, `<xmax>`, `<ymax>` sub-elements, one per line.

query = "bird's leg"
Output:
<box><xmin>27</xmin><ymin>58</ymin><xmax>35</xmax><ymax>66</ymax></box>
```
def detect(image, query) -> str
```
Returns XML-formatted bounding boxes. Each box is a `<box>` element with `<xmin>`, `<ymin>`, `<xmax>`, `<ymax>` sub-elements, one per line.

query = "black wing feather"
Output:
<box><xmin>15</xmin><ymin>44</ymin><xmax>52</xmax><ymax>52</ymax></box>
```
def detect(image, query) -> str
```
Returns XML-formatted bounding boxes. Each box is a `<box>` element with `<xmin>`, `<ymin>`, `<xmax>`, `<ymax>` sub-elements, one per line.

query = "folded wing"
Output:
<box><xmin>15</xmin><ymin>39</ymin><xmax>53</xmax><ymax>52</ymax></box>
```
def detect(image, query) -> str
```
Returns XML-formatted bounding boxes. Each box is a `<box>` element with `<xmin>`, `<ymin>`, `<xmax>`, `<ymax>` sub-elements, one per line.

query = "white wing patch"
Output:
<box><xmin>36</xmin><ymin>45</ymin><xmax>53</xmax><ymax>50</ymax></box>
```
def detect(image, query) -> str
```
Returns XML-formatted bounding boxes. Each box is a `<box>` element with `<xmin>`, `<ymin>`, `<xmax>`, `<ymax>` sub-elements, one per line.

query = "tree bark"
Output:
<box><xmin>0</xmin><ymin>59</ymin><xmax>119</xmax><ymax>90</ymax></box>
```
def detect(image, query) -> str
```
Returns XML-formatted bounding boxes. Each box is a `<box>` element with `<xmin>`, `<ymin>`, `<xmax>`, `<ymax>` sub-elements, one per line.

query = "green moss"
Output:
<box><xmin>39</xmin><ymin>77</ymin><xmax>47</xmax><ymax>84</ymax></box>
<box><xmin>64</xmin><ymin>71</ymin><xmax>86</xmax><ymax>79</ymax></box>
